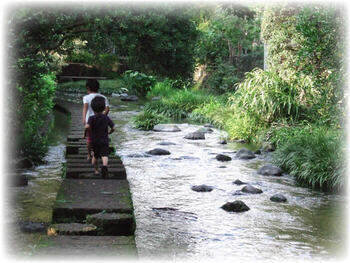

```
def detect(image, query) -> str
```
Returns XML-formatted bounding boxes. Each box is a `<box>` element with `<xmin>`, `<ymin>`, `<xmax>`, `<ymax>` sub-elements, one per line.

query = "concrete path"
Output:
<box><xmin>35</xmin><ymin>99</ymin><xmax>137</xmax><ymax>258</ymax></box>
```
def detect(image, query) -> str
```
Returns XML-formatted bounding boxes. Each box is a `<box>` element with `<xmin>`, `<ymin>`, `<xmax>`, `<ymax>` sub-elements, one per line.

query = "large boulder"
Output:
<box><xmin>191</xmin><ymin>184</ymin><xmax>214</xmax><ymax>192</ymax></box>
<box><xmin>153</xmin><ymin>124</ymin><xmax>181</xmax><ymax>132</ymax></box>
<box><xmin>146</xmin><ymin>148</ymin><xmax>171</xmax><ymax>155</ymax></box>
<box><xmin>270</xmin><ymin>194</ymin><xmax>287</xmax><ymax>203</ymax></box>
<box><xmin>236</xmin><ymin>148</ymin><xmax>256</xmax><ymax>159</ymax></box>
<box><xmin>241</xmin><ymin>184</ymin><xmax>263</xmax><ymax>194</ymax></box>
<box><xmin>221</xmin><ymin>200</ymin><xmax>250</xmax><ymax>212</ymax></box>
<box><xmin>257</xmin><ymin>164</ymin><xmax>283</xmax><ymax>176</ymax></box>
<box><xmin>86</xmin><ymin>212</ymin><xmax>135</xmax><ymax>236</ymax></box>
<box><xmin>184</xmin><ymin>131</ymin><xmax>205</xmax><ymax>140</ymax></box>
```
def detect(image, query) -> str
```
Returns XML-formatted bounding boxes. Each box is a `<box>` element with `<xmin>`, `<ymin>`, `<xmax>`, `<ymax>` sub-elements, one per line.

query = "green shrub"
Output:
<box><xmin>132</xmin><ymin>111</ymin><xmax>168</xmax><ymax>130</ymax></box>
<box><xmin>146</xmin><ymin>79</ymin><xmax>176</xmax><ymax>99</ymax></box>
<box><xmin>17</xmin><ymin>73</ymin><xmax>56</xmax><ymax>162</ymax></box>
<box><xmin>122</xmin><ymin>70</ymin><xmax>156</xmax><ymax>96</ymax></box>
<box><xmin>272</xmin><ymin>125</ymin><xmax>345</xmax><ymax>192</ymax></box>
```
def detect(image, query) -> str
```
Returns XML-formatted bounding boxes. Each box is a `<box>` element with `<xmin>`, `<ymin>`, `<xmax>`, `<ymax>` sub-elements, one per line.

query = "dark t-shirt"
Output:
<box><xmin>87</xmin><ymin>113</ymin><xmax>114</xmax><ymax>145</ymax></box>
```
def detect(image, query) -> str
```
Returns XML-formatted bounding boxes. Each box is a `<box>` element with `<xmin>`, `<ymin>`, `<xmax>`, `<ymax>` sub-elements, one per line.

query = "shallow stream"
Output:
<box><xmin>6</xmin><ymin>93</ymin><xmax>346</xmax><ymax>261</ymax></box>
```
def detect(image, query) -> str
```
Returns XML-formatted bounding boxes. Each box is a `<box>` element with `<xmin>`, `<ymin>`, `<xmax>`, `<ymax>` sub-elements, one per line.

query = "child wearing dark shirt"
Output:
<box><xmin>84</xmin><ymin>96</ymin><xmax>115</xmax><ymax>178</ymax></box>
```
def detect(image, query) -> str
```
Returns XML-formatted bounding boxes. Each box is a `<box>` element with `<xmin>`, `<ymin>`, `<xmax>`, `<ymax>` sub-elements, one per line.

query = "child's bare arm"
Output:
<box><xmin>84</xmin><ymin>124</ymin><xmax>90</xmax><ymax>138</ymax></box>
<box><xmin>82</xmin><ymin>103</ymin><xmax>88</xmax><ymax>125</ymax></box>
<box><xmin>108</xmin><ymin>127</ymin><xmax>115</xmax><ymax>134</ymax></box>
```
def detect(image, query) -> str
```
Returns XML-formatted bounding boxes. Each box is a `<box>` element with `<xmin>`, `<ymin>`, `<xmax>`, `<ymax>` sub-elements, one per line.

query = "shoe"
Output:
<box><xmin>101</xmin><ymin>166</ymin><xmax>108</xmax><ymax>179</ymax></box>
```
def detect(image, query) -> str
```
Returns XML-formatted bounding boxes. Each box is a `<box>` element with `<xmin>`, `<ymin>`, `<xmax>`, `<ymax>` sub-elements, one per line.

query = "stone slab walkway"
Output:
<box><xmin>36</xmin><ymin>99</ymin><xmax>137</xmax><ymax>258</ymax></box>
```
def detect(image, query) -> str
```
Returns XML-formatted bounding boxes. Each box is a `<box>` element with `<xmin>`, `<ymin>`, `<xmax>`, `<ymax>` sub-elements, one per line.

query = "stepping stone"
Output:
<box><xmin>35</xmin><ymin>236</ymin><xmax>137</xmax><ymax>257</ymax></box>
<box><xmin>184</xmin><ymin>131</ymin><xmax>205</xmax><ymax>140</ymax></box>
<box><xmin>221</xmin><ymin>200</ymin><xmax>250</xmax><ymax>212</ymax></box>
<box><xmin>67</xmin><ymin>163</ymin><xmax>123</xmax><ymax>169</ymax></box>
<box><xmin>241</xmin><ymin>184</ymin><xmax>263</xmax><ymax>194</ymax></box>
<box><xmin>47</xmin><ymin>223</ymin><xmax>97</xmax><ymax>236</ymax></box>
<box><xmin>52</xmin><ymin>179</ymin><xmax>134</xmax><ymax>223</ymax></box>
<box><xmin>146</xmin><ymin>148</ymin><xmax>171</xmax><ymax>155</ymax></box>
<box><xmin>236</xmin><ymin>148</ymin><xmax>256</xmax><ymax>159</ymax></box>
<box><xmin>153</xmin><ymin>124</ymin><xmax>181</xmax><ymax>132</ymax></box>
<box><xmin>86</xmin><ymin>212</ymin><xmax>135</xmax><ymax>236</ymax></box>
<box><xmin>233</xmin><ymin>179</ymin><xmax>247</xmax><ymax>185</ymax></box>
<box><xmin>191</xmin><ymin>184</ymin><xmax>214</xmax><ymax>192</ymax></box>
<box><xmin>270</xmin><ymin>194</ymin><xmax>287</xmax><ymax>203</ymax></box>
<box><xmin>66</xmin><ymin>167</ymin><xmax>126</xmax><ymax>179</ymax></box>
<box><xmin>215</xmin><ymin>154</ymin><xmax>232</xmax><ymax>162</ymax></box>
<box><xmin>257</xmin><ymin>164</ymin><xmax>283</xmax><ymax>176</ymax></box>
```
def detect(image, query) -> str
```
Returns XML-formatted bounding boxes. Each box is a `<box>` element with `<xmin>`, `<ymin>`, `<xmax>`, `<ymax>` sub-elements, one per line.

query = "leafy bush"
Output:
<box><xmin>202</xmin><ymin>64</ymin><xmax>240</xmax><ymax>93</ymax></box>
<box><xmin>17</xmin><ymin>73</ymin><xmax>57</xmax><ymax>162</ymax></box>
<box><xmin>132</xmin><ymin>111</ymin><xmax>168</xmax><ymax>130</ymax></box>
<box><xmin>122</xmin><ymin>70</ymin><xmax>156</xmax><ymax>96</ymax></box>
<box><xmin>272</xmin><ymin>125</ymin><xmax>345</xmax><ymax>192</ymax></box>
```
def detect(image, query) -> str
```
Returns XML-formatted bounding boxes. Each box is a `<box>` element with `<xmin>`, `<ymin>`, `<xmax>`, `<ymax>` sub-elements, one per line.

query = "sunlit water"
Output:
<box><xmin>108</xmin><ymin>97</ymin><xmax>346</xmax><ymax>262</ymax></box>
<box><xmin>6</xmin><ymin>93</ymin><xmax>346</xmax><ymax>261</ymax></box>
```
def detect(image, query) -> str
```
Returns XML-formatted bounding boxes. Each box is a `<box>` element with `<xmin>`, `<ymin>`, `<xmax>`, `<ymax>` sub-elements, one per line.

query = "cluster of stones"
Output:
<box><xmin>144</xmin><ymin>124</ymin><xmax>287</xmax><ymax>213</ymax></box>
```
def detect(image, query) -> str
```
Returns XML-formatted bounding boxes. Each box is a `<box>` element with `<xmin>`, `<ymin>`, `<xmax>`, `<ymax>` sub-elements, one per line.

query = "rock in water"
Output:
<box><xmin>153</xmin><ymin>124</ymin><xmax>181</xmax><ymax>132</ymax></box>
<box><xmin>184</xmin><ymin>131</ymin><xmax>205</xmax><ymax>140</ymax></box>
<box><xmin>146</xmin><ymin>148</ymin><xmax>171</xmax><ymax>155</ymax></box>
<box><xmin>215</xmin><ymin>154</ymin><xmax>232</xmax><ymax>162</ymax></box>
<box><xmin>221</xmin><ymin>200</ymin><xmax>250</xmax><ymax>212</ymax></box>
<box><xmin>120</xmin><ymin>95</ymin><xmax>139</xmax><ymax>101</ymax></box>
<box><xmin>233</xmin><ymin>179</ymin><xmax>247</xmax><ymax>185</ymax></box>
<box><xmin>191</xmin><ymin>184</ymin><xmax>214</xmax><ymax>192</ymax></box>
<box><xmin>257</xmin><ymin>164</ymin><xmax>283</xmax><ymax>176</ymax></box>
<box><xmin>158</xmin><ymin>141</ymin><xmax>176</xmax><ymax>146</ymax></box>
<box><xmin>195</xmin><ymin>127</ymin><xmax>213</xmax><ymax>134</ymax></box>
<box><xmin>241</xmin><ymin>184</ymin><xmax>263</xmax><ymax>194</ymax></box>
<box><xmin>236</xmin><ymin>148</ymin><xmax>256</xmax><ymax>159</ymax></box>
<box><xmin>270</xmin><ymin>194</ymin><xmax>287</xmax><ymax>203</ymax></box>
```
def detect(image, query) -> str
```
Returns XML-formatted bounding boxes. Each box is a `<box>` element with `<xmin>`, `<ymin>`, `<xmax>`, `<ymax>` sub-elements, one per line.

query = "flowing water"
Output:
<box><xmin>6</xmin><ymin>93</ymin><xmax>347</xmax><ymax>261</ymax></box>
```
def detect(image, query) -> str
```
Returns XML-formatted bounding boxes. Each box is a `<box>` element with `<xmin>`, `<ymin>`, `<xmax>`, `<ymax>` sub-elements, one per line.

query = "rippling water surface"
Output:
<box><xmin>7</xmin><ymin>95</ymin><xmax>346</xmax><ymax>261</ymax></box>
<box><xmin>108</xmin><ymin>98</ymin><xmax>346</xmax><ymax>262</ymax></box>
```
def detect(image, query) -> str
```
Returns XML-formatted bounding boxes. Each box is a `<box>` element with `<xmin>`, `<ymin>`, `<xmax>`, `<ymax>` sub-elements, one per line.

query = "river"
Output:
<box><xmin>5</xmin><ymin>93</ymin><xmax>346</xmax><ymax>261</ymax></box>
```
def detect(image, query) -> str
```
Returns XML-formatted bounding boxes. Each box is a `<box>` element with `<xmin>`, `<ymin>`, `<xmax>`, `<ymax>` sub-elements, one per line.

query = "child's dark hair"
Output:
<box><xmin>86</xmin><ymin>79</ymin><xmax>100</xmax><ymax>92</ymax></box>
<box><xmin>91</xmin><ymin>96</ymin><xmax>106</xmax><ymax>113</ymax></box>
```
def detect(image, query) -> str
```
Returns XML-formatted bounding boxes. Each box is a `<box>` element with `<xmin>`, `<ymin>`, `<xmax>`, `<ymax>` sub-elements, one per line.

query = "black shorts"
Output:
<box><xmin>92</xmin><ymin>143</ymin><xmax>109</xmax><ymax>158</ymax></box>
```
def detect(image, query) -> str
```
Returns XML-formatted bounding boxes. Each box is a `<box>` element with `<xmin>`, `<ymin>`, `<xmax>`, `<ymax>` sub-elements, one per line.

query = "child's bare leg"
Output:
<box><xmin>92</xmin><ymin>156</ymin><xmax>99</xmax><ymax>174</ymax></box>
<box><xmin>87</xmin><ymin>143</ymin><xmax>93</xmax><ymax>160</ymax></box>
<box><xmin>101</xmin><ymin>156</ymin><xmax>108</xmax><ymax>166</ymax></box>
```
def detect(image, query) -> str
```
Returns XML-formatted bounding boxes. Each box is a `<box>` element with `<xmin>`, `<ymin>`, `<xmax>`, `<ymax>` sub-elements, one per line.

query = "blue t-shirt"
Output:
<box><xmin>87</xmin><ymin>113</ymin><xmax>114</xmax><ymax>145</ymax></box>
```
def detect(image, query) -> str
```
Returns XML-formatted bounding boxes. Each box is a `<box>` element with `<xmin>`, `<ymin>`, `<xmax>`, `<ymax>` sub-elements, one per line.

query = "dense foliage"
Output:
<box><xmin>8</xmin><ymin>4</ymin><xmax>198</xmax><ymax>162</ymax></box>
<box><xmin>195</xmin><ymin>4</ymin><xmax>264</xmax><ymax>93</ymax></box>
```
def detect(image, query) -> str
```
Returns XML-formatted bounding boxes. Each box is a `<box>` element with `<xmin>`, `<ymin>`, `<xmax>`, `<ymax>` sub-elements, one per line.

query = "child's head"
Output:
<box><xmin>86</xmin><ymin>79</ymin><xmax>100</xmax><ymax>92</ymax></box>
<box><xmin>91</xmin><ymin>96</ymin><xmax>106</xmax><ymax>113</ymax></box>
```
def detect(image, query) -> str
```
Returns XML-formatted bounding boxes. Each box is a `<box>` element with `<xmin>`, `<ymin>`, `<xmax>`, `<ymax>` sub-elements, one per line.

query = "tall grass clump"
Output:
<box><xmin>132</xmin><ymin>111</ymin><xmax>168</xmax><ymax>130</ymax></box>
<box><xmin>272</xmin><ymin>125</ymin><xmax>345</xmax><ymax>192</ymax></box>
<box><xmin>225</xmin><ymin>68</ymin><xmax>312</xmax><ymax>142</ymax></box>
<box><xmin>144</xmin><ymin>88</ymin><xmax>215</xmax><ymax>120</ymax></box>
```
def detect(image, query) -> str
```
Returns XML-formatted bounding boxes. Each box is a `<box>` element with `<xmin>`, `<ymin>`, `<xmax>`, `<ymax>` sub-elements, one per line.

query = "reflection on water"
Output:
<box><xmin>109</xmin><ymin>99</ymin><xmax>346</xmax><ymax>261</ymax></box>
<box><xmin>6</xmin><ymin>109</ymin><xmax>68</xmax><ymax>256</ymax></box>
